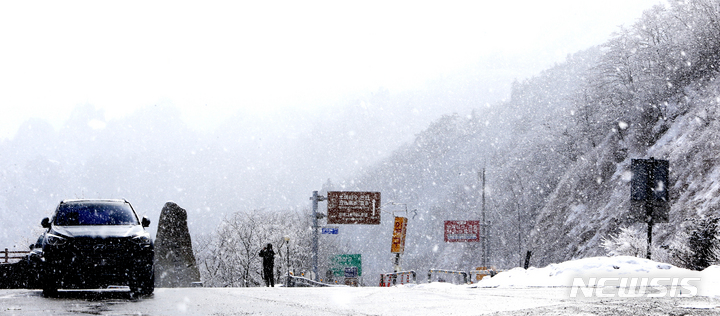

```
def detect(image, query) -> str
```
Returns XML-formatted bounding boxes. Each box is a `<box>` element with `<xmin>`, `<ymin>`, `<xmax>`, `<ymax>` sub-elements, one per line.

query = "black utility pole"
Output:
<box><xmin>479</xmin><ymin>168</ymin><xmax>488</xmax><ymax>268</ymax></box>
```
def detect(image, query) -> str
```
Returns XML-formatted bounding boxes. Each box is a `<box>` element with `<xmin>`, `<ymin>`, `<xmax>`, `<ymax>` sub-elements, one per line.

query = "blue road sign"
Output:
<box><xmin>344</xmin><ymin>267</ymin><xmax>358</xmax><ymax>278</ymax></box>
<box><xmin>322</xmin><ymin>227</ymin><xmax>339</xmax><ymax>234</ymax></box>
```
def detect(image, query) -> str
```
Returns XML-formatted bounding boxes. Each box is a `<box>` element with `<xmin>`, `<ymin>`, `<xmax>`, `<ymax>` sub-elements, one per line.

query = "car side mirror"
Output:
<box><xmin>29</xmin><ymin>244</ymin><xmax>35</xmax><ymax>250</ymax></box>
<box><xmin>41</xmin><ymin>217</ymin><xmax>50</xmax><ymax>228</ymax></box>
<box><xmin>141</xmin><ymin>216</ymin><xmax>151</xmax><ymax>228</ymax></box>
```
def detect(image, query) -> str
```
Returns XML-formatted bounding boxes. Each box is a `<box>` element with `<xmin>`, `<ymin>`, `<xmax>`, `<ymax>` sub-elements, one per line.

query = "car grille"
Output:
<box><xmin>63</xmin><ymin>237</ymin><xmax>140</xmax><ymax>264</ymax></box>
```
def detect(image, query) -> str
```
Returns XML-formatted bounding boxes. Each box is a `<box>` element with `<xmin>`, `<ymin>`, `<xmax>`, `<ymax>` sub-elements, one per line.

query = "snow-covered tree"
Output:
<box><xmin>194</xmin><ymin>208</ymin><xmax>346</xmax><ymax>287</ymax></box>
<box><xmin>601</xmin><ymin>226</ymin><xmax>674</xmax><ymax>263</ymax></box>
<box><xmin>602</xmin><ymin>226</ymin><xmax>648</xmax><ymax>258</ymax></box>
<box><xmin>671</xmin><ymin>216</ymin><xmax>720</xmax><ymax>271</ymax></box>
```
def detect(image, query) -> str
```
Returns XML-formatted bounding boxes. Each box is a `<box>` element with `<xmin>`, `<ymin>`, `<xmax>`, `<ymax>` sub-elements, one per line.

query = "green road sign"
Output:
<box><xmin>330</xmin><ymin>254</ymin><xmax>362</xmax><ymax>277</ymax></box>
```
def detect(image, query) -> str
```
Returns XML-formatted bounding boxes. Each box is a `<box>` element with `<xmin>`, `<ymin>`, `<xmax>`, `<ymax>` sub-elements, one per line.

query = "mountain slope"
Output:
<box><xmin>343</xmin><ymin>0</ymin><xmax>720</xmax><ymax>274</ymax></box>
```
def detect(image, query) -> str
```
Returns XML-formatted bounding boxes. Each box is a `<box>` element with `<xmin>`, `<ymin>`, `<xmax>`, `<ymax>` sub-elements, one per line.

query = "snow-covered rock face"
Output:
<box><xmin>529</xmin><ymin>79</ymin><xmax>720</xmax><ymax>267</ymax></box>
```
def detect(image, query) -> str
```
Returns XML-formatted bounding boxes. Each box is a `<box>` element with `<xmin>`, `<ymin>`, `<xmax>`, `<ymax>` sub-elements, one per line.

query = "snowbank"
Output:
<box><xmin>470</xmin><ymin>256</ymin><xmax>720</xmax><ymax>297</ymax></box>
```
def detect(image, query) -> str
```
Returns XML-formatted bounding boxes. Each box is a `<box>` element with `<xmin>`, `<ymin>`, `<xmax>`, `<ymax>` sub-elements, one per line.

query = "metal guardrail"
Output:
<box><xmin>468</xmin><ymin>268</ymin><xmax>497</xmax><ymax>282</ymax></box>
<box><xmin>1</xmin><ymin>248</ymin><xmax>29</xmax><ymax>264</ymax></box>
<box><xmin>379</xmin><ymin>271</ymin><xmax>417</xmax><ymax>287</ymax></box>
<box><xmin>428</xmin><ymin>269</ymin><xmax>468</xmax><ymax>284</ymax></box>
<box><xmin>284</xmin><ymin>275</ymin><xmax>343</xmax><ymax>287</ymax></box>
<box><xmin>378</xmin><ymin>268</ymin><xmax>497</xmax><ymax>286</ymax></box>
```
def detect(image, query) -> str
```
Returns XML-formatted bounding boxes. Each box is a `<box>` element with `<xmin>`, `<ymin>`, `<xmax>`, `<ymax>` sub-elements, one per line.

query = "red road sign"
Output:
<box><xmin>327</xmin><ymin>191</ymin><xmax>381</xmax><ymax>225</ymax></box>
<box><xmin>444</xmin><ymin>220</ymin><xmax>480</xmax><ymax>242</ymax></box>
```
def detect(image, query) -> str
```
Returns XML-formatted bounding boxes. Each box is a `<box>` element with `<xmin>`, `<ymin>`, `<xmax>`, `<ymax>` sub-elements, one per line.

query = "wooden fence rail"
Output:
<box><xmin>1</xmin><ymin>248</ymin><xmax>29</xmax><ymax>264</ymax></box>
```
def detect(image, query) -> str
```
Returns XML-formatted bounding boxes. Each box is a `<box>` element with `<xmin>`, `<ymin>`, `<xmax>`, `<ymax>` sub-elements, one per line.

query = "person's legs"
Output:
<box><xmin>263</xmin><ymin>267</ymin><xmax>272</xmax><ymax>287</ymax></box>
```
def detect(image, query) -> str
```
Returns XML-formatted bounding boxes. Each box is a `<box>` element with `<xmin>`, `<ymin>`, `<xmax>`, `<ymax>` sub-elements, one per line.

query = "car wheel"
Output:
<box><xmin>41</xmin><ymin>274</ymin><xmax>58</xmax><ymax>297</ymax></box>
<box><xmin>131</xmin><ymin>270</ymin><xmax>155</xmax><ymax>296</ymax></box>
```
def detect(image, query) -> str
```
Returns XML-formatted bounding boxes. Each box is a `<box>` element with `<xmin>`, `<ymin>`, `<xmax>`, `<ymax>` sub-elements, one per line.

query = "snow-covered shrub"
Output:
<box><xmin>602</xmin><ymin>226</ymin><xmax>647</xmax><ymax>258</ymax></box>
<box><xmin>601</xmin><ymin>225</ymin><xmax>673</xmax><ymax>261</ymax></box>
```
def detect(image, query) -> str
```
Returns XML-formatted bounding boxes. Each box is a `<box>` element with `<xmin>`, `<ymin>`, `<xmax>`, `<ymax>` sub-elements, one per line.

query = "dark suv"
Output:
<box><xmin>39</xmin><ymin>199</ymin><xmax>154</xmax><ymax>296</ymax></box>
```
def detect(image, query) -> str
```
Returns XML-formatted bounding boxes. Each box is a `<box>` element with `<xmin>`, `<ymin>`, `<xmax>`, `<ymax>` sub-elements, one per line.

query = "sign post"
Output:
<box><xmin>630</xmin><ymin>157</ymin><xmax>670</xmax><ymax>260</ymax></box>
<box><xmin>310</xmin><ymin>191</ymin><xmax>327</xmax><ymax>281</ymax></box>
<box><xmin>311</xmin><ymin>191</ymin><xmax>380</xmax><ymax>283</ymax></box>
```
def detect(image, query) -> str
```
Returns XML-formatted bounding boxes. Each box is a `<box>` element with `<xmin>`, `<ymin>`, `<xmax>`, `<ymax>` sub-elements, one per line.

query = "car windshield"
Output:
<box><xmin>54</xmin><ymin>202</ymin><xmax>138</xmax><ymax>226</ymax></box>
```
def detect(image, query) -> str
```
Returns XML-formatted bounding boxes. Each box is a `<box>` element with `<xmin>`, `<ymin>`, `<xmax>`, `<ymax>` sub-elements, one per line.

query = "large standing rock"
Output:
<box><xmin>154</xmin><ymin>201</ymin><xmax>201</xmax><ymax>287</ymax></box>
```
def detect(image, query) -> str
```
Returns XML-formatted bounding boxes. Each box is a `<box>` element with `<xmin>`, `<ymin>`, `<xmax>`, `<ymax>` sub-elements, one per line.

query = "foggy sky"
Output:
<box><xmin>0</xmin><ymin>0</ymin><xmax>662</xmax><ymax>140</ymax></box>
<box><xmin>0</xmin><ymin>1</ymin><xmax>665</xmax><ymax>247</ymax></box>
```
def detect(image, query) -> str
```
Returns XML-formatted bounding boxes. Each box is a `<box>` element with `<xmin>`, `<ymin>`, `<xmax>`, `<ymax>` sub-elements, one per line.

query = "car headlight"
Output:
<box><xmin>45</xmin><ymin>233</ymin><xmax>67</xmax><ymax>246</ymax></box>
<box><xmin>131</xmin><ymin>235</ymin><xmax>152</xmax><ymax>246</ymax></box>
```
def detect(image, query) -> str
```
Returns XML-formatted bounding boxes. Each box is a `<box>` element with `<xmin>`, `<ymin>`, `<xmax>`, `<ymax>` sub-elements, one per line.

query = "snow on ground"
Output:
<box><xmin>2</xmin><ymin>256</ymin><xmax>720</xmax><ymax>315</ymax></box>
<box><xmin>474</xmin><ymin>256</ymin><xmax>720</xmax><ymax>297</ymax></box>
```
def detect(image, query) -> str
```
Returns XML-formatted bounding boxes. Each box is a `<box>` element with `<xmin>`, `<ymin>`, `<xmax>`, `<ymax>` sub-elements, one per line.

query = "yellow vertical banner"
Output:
<box><xmin>391</xmin><ymin>216</ymin><xmax>408</xmax><ymax>254</ymax></box>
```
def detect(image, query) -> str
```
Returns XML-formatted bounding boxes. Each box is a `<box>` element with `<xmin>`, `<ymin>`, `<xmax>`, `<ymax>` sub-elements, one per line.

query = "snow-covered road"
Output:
<box><xmin>4</xmin><ymin>257</ymin><xmax>720</xmax><ymax>315</ymax></box>
<box><xmin>1</xmin><ymin>285</ymin><xmax>718</xmax><ymax>315</ymax></box>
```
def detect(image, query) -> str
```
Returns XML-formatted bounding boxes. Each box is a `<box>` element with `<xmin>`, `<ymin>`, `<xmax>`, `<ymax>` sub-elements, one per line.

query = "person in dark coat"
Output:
<box><xmin>259</xmin><ymin>243</ymin><xmax>275</xmax><ymax>287</ymax></box>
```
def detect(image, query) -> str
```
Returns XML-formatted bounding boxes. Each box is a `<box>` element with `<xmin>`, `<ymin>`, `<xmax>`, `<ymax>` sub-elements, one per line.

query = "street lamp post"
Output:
<box><xmin>283</xmin><ymin>236</ymin><xmax>290</xmax><ymax>287</ymax></box>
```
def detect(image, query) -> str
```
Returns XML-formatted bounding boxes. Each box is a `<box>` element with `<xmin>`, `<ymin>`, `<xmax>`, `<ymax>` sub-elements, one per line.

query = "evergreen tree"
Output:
<box><xmin>673</xmin><ymin>216</ymin><xmax>720</xmax><ymax>271</ymax></box>
<box><xmin>687</xmin><ymin>217</ymin><xmax>720</xmax><ymax>270</ymax></box>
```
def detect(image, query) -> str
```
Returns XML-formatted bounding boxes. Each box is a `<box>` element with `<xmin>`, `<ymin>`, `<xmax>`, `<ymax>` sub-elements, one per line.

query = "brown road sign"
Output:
<box><xmin>327</xmin><ymin>191</ymin><xmax>381</xmax><ymax>225</ymax></box>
